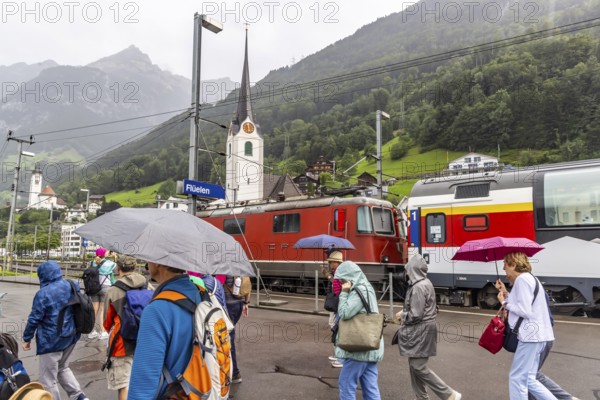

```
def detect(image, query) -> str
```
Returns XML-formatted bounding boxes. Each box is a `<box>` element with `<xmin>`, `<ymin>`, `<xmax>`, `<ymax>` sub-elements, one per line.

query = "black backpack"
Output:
<box><xmin>58</xmin><ymin>280</ymin><xmax>96</xmax><ymax>335</ymax></box>
<box><xmin>0</xmin><ymin>336</ymin><xmax>30</xmax><ymax>400</ymax></box>
<box><xmin>82</xmin><ymin>260</ymin><xmax>108</xmax><ymax>295</ymax></box>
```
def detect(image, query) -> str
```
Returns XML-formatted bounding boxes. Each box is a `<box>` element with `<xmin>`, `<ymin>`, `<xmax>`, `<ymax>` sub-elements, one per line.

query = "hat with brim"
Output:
<box><xmin>8</xmin><ymin>382</ymin><xmax>52</xmax><ymax>400</ymax></box>
<box><xmin>327</xmin><ymin>251</ymin><xmax>343</xmax><ymax>263</ymax></box>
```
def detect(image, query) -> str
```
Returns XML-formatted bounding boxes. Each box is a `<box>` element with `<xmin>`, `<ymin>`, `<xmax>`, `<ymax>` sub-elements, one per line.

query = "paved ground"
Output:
<box><xmin>1</xmin><ymin>280</ymin><xmax>599</xmax><ymax>400</ymax></box>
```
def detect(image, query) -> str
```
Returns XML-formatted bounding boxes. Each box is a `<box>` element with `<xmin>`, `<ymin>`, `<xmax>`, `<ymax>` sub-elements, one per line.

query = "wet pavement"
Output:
<box><xmin>1</xmin><ymin>280</ymin><xmax>599</xmax><ymax>399</ymax></box>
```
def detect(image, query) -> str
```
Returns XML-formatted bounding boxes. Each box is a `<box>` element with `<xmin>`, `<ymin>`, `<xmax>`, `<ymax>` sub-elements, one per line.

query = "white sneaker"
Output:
<box><xmin>328</xmin><ymin>356</ymin><xmax>337</xmax><ymax>361</ymax></box>
<box><xmin>99</xmin><ymin>332</ymin><xmax>110</xmax><ymax>340</ymax></box>
<box><xmin>331</xmin><ymin>361</ymin><xmax>343</xmax><ymax>368</ymax></box>
<box><xmin>87</xmin><ymin>331</ymin><xmax>99</xmax><ymax>339</ymax></box>
<box><xmin>450</xmin><ymin>391</ymin><xmax>462</xmax><ymax>400</ymax></box>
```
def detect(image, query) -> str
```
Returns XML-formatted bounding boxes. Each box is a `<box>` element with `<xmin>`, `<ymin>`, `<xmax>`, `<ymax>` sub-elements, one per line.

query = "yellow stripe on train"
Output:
<box><xmin>419</xmin><ymin>202</ymin><xmax>533</xmax><ymax>215</ymax></box>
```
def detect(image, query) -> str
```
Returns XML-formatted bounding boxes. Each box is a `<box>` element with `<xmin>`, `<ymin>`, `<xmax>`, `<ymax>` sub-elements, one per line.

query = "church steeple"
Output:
<box><xmin>235</xmin><ymin>27</ymin><xmax>252</xmax><ymax>126</ymax></box>
<box><xmin>226</xmin><ymin>26</ymin><xmax>264</xmax><ymax>204</ymax></box>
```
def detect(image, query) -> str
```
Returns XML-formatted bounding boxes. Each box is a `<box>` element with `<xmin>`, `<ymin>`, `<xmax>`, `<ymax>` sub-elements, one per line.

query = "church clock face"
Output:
<box><xmin>242</xmin><ymin>122</ymin><xmax>255</xmax><ymax>134</ymax></box>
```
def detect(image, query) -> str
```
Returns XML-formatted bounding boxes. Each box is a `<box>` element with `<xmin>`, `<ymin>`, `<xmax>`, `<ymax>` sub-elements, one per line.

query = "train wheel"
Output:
<box><xmin>477</xmin><ymin>284</ymin><xmax>499</xmax><ymax>309</ymax></box>
<box><xmin>592</xmin><ymin>289</ymin><xmax>600</xmax><ymax>318</ymax></box>
<box><xmin>392</xmin><ymin>276</ymin><xmax>408</xmax><ymax>301</ymax></box>
<box><xmin>557</xmin><ymin>290</ymin><xmax>585</xmax><ymax>316</ymax></box>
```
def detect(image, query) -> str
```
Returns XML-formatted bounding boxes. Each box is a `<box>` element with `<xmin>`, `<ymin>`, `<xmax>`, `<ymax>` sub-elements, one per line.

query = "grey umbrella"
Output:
<box><xmin>75</xmin><ymin>208</ymin><xmax>254</xmax><ymax>276</ymax></box>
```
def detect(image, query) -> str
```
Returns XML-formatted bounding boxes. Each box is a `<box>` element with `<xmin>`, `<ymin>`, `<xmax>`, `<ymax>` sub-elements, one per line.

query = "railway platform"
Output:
<box><xmin>1</xmin><ymin>280</ymin><xmax>598</xmax><ymax>399</ymax></box>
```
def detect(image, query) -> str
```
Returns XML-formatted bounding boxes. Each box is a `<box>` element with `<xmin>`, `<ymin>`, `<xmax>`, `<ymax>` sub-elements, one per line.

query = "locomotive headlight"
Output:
<box><xmin>381</xmin><ymin>255</ymin><xmax>390</xmax><ymax>263</ymax></box>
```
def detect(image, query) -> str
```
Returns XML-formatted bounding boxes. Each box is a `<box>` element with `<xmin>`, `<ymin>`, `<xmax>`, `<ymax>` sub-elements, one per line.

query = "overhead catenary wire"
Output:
<box><xmin>8</xmin><ymin>16</ymin><xmax>600</xmax><ymax>146</ymax></box>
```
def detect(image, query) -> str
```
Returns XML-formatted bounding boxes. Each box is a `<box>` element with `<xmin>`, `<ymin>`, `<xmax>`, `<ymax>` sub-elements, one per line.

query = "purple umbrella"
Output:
<box><xmin>293</xmin><ymin>234</ymin><xmax>355</xmax><ymax>250</ymax></box>
<box><xmin>451</xmin><ymin>236</ymin><xmax>544</xmax><ymax>277</ymax></box>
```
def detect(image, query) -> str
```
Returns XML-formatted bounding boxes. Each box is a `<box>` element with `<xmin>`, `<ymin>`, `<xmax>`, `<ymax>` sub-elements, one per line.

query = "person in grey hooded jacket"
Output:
<box><xmin>396</xmin><ymin>255</ymin><xmax>461</xmax><ymax>400</ymax></box>
<box><xmin>334</xmin><ymin>260</ymin><xmax>383</xmax><ymax>400</ymax></box>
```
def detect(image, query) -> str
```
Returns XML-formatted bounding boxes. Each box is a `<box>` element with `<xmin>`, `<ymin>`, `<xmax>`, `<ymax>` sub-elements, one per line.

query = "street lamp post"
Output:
<box><xmin>376</xmin><ymin>110</ymin><xmax>390</xmax><ymax>199</ymax></box>
<box><xmin>46</xmin><ymin>206</ymin><xmax>53</xmax><ymax>261</ymax></box>
<box><xmin>80</xmin><ymin>188</ymin><xmax>90</xmax><ymax>218</ymax></box>
<box><xmin>189</xmin><ymin>13</ymin><xmax>223</xmax><ymax>215</ymax></box>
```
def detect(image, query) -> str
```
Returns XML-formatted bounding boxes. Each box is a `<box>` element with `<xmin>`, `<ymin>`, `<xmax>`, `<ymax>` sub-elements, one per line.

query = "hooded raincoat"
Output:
<box><xmin>23</xmin><ymin>261</ymin><xmax>81</xmax><ymax>354</ymax></box>
<box><xmin>397</xmin><ymin>255</ymin><xmax>438</xmax><ymax>358</ymax></box>
<box><xmin>334</xmin><ymin>261</ymin><xmax>384</xmax><ymax>362</ymax></box>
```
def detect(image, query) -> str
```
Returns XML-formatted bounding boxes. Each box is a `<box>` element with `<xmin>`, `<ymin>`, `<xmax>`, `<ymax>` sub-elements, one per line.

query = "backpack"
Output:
<box><xmin>0</xmin><ymin>336</ymin><xmax>30</xmax><ymax>400</ymax></box>
<box><xmin>58</xmin><ymin>280</ymin><xmax>96</xmax><ymax>335</ymax></box>
<box><xmin>82</xmin><ymin>260</ymin><xmax>108</xmax><ymax>295</ymax></box>
<box><xmin>153</xmin><ymin>285</ymin><xmax>232</xmax><ymax>400</ymax></box>
<box><xmin>112</xmin><ymin>281</ymin><xmax>153</xmax><ymax>341</ymax></box>
<box><xmin>224</xmin><ymin>276</ymin><xmax>252</xmax><ymax>300</ymax></box>
<box><xmin>207</xmin><ymin>284</ymin><xmax>234</xmax><ymax>333</ymax></box>
<box><xmin>102</xmin><ymin>281</ymin><xmax>153</xmax><ymax>371</ymax></box>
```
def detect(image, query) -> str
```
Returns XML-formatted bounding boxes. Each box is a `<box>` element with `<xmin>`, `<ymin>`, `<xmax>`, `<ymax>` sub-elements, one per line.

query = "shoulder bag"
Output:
<box><xmin>337</xmin><ymin>286</ymin><xmax>385</xmax><ymax>352</ymax></box>
<box><xmin>503</xmin><ymin>276</ymin><xmax>539</xmax><ymax>353</ymax></box>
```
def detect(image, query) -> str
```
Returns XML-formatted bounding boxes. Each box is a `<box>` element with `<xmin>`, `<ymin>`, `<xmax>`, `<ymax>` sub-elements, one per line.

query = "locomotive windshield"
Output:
<box><xmin>357</xmin><ymin>206</ymin><xmax>395</xmax><ymax>235</ymax></box>
<box><xmin>541</xmin><ymin>166</ymin><xmax>600</xmax><ymax>227</ymax></box>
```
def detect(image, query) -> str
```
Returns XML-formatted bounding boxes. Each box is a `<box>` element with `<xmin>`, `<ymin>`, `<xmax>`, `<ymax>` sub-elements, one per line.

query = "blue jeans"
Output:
<box><xmin>227</xmin><ymin>301</ymin><xmax>244</xmax><ymax>376</ymax></box>
<box><xmin>528</xmin><ymin>341</ymin><xmax>573</xmax><ymax>400</ymax></box>
<box><xmin>338</xmin><ymin>359</ymin><xmax>381</xmax><ymax>400</ymax></box>
<box><xmin>510</xmin><ymin>341</ymin><xmax>557</xmax><ymax>400</ymax></box>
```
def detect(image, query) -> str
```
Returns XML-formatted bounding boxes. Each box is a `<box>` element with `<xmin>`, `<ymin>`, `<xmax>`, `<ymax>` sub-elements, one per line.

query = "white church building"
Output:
<box><xmin>28</xmin><ymin>166</ymin><xmax>67</xmax><ymax>211</ymax></box>
<box><xmin>225</xmin><ymin>28</ymin><xmax>264</xmax><ymax>204</ymax></box>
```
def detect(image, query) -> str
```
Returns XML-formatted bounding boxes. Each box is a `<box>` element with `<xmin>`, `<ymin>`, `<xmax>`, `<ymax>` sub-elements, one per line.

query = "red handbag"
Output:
<box><xmin>479</xmin><ymin>309</ymin><xmax>505</xmax><ymax>354</ymax></box>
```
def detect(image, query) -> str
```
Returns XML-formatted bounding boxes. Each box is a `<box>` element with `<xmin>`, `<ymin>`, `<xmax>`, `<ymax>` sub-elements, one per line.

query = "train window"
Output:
<box><xmin>373</xmin><ymin>207</ymin><xmax>395</xmax><ymax>235</ymax></box>
<box><xmin>541</xmin><ymin>166</ymin><xmax>600</xmax><ymax>227</ymax></box>
<box><xmin>463</xmin><ymin>214</ymin><xmax>489</xmax><ymax>231</ymax></box>
<box><xmin>334</xmin><ymin>209</ymin><xmax>346</xmax><ymax>232</ymax></box>
<box><xmin>357</xmin><ymin>206</ymin><xmax>373</xmax><ymax>233</ymax></box>
<box><xmin>455</xmin><ymin>183</ymin><xmax>490</xmax><ymax>199</ymax></box>
<box><xmin>426</xmin><ymin>213</ymin><xmax>446</xmax><ymax>243</ymax></box>
<box><xmin>224</xmin><ymin>218</ymin><xmax>245</xmax><ymax>235</ymax></box>
<box><xmin>273</xmin><ymin>213</ymin><xmax>300</xmax><ymax>233</ymax></box>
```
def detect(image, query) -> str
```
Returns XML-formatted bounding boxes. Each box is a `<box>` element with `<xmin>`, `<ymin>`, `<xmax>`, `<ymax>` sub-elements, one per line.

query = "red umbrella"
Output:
<box><xmin>451</xmin><ymin>236</ymin><xmax>544</xmax><ymax>278</ymax></box>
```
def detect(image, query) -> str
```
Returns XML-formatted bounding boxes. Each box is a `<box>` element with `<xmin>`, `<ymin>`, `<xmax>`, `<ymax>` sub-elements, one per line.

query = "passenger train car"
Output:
<box><xmin>408</xmin><ymin>158</ymin><xmax>600</xmax><ymax>315</ymax></box>
<box><xmin>198</xmin><ymin>196</ymin><xmax>408</xmax><ymax>292</ymax></box>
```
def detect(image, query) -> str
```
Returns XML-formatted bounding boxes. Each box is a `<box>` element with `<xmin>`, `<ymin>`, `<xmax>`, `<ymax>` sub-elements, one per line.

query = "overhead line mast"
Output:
<box><xmin>4</xmin><ymin>131</ymin><xmax>35</xmax><ymax>271</ymax></box>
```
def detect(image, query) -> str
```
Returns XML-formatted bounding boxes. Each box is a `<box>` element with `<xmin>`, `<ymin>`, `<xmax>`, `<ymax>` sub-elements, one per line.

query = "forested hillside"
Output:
<box><xmin>56</xmin><ymin>0</ymin><xmax>600</xmax><ymax>203</ymax></box>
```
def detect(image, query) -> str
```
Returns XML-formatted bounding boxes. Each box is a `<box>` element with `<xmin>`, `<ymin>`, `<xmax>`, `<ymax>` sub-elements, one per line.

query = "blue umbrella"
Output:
<box><xmin>293</xmin><ymin>234</ymin><xmax>355</xmax><ymax>250</ymax></box>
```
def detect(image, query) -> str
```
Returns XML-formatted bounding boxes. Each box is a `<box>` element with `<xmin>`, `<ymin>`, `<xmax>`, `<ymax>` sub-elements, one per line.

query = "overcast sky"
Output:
<box><xmin>1</xmin><ymin>1</ymin><xmax>408</xmax><ymax>82</ymax></box>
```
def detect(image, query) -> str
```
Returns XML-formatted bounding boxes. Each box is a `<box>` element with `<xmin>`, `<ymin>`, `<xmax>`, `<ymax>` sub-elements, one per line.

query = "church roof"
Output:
<box><xmin>39</xmin><ymin>186</ymin><xmax>56</xmax><ymax>196</ymax></box>
<box><xmin>235</xmin><ymin>29</ymin><xmax>253</xmax><ymax>126</ymax></box>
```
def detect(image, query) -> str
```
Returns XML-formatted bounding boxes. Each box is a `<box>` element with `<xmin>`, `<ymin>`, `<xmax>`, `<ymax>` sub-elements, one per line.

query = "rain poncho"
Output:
<box><xmin>397</xmin><ymin>255</ymin><xmax>438</xmax><ymax>358</ymax></box>
<box><xmin>23</xmin><ymin>261</ymin><xmax>80</xmax><ymax>354</ymax></box>
<box><xmin>334</xmin><ymin>261</ymin><xmax>384</xmax><ymax>362</ymax></box>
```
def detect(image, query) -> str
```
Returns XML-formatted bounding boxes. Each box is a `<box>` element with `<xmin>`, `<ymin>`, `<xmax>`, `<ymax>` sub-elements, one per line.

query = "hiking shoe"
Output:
<box><xmin>331</xmin><ymin>361</ymin><xmax>343</xmax><ymax>368</ymax></box>
<box><xmin>76</xmin><ymin>393</ymin><xmax>90</xmax><ymax>400</ymax></box>
<box><xmin>328</xmin><ymin>356</ymin><xmax>337</xmax><ymax>361</ymax></box>
<box><xmin>231</xmin><ymin>372</ymin><xmax>242</xmax><ymax>383</ymax></box>
<box><xmin>87</xmin><ymin>331</ymin><xmax>98</xmax><ymax>339</ymax></box>
<box><xmin>99</xmin><ymin>331</ymin><xmax>109</xmax><ymax>340</ymax></box>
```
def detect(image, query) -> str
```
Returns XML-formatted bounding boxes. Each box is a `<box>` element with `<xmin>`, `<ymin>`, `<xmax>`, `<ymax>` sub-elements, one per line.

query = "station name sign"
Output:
<box><xmin>179</xmin><ymin>179</ymin><xmax>225</xmax><ymax>199</ymax></box>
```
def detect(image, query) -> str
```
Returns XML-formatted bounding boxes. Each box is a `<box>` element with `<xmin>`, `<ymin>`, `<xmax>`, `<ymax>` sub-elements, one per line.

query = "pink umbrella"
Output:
<box><xmin>451</xmin><ymin>236</ymin><xmax>544</xmax><ymax>277</ymax></box>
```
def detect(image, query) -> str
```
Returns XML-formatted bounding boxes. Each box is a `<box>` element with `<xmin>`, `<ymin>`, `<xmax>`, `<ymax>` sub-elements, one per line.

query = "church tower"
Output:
<box><xmin>28</xmin><ymin>164</ymin><xmax>42</xmax><ymax>209</ymax></box>
<box><xmin>226</xmin><ymin>27</ymin><xmax>264</xmax><ymax>204</ymax></box>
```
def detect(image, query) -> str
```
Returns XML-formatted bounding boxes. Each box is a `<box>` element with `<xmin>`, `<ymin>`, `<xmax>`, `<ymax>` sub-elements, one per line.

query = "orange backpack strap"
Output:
<box><xmin>153</xmin><ymin>290</ymin><xmax>196</xmax><ymax>314</ymax></box>
<box><xmin>152</xmin><ymin>284</ymin><xmax>207</xmax><ymax>314</ymax></box>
